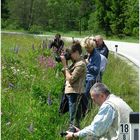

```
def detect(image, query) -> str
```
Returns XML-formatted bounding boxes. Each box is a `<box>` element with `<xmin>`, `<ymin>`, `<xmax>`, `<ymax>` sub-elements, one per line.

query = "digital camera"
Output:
<box><xmin>55</xmin><ymin>50</ymin><xmax>71</xmax><ymax>62</ymax></box>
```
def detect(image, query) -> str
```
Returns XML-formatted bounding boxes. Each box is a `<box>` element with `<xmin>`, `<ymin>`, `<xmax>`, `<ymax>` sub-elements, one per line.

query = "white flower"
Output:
<box><xmin>11</xmin><ymin>67</ymin><xmax>15</xmax><ymax>69</ymax></box>
<box><xmin>2</xmin><ymin>66</ymin><xmax>5</xmax><ymax>70</ymax></box>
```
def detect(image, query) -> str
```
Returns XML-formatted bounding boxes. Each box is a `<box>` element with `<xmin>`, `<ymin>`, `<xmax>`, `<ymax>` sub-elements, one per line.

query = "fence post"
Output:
<box><xmin>115</xmin><ymin>45</ymin><xmax>118</xmax><ymax>53</ymax></box>
<box><xmin>129</xmin><ymin>112</ymin><xmax>139</xmax><ymax>140</ymax></box>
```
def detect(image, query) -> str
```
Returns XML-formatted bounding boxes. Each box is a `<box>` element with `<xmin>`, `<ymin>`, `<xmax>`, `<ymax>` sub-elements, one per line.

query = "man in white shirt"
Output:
<box><xmin>65</xmin><ymin>83</ymin><xmax>133</xmax><ymax>140</ymax></box>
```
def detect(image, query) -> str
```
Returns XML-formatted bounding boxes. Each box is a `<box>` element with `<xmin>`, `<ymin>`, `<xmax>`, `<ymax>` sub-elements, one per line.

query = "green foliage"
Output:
<box><xmin>88</xmin><ymin>12</ymin><xmax>101</xmax><ymax>33</ymax></box>
<box><xmin>2</xmin><ymin>33</ymin><xmax>68</xmax><ymax>140</ymax></box>
<box><xmin>2</xmin><ymin>0</ymin><xmax>139</xmax><ymax>38</ymax></box>
<box><xmin>123</xmin><ymin>0</ymin><xmax>139</xmax><ymax>36</ymax></box>
<box><xmin>103</xmin><ymin>54</ymin><xmax>139</xmax><ymax>111</ymax></box>
<box><xmin>29</xmin><ymin>25</ymin><xmax>44</xmax><ymax>34</ymax></box>
<box><xmin>1</xmin><ymin>19</ymin><xmax>21</xmax><ymax>30</ymax></box>
<box><xmin>1</xmin><ymin>34</ymin><xmax>139</xmax><ymax>139</ymax></box>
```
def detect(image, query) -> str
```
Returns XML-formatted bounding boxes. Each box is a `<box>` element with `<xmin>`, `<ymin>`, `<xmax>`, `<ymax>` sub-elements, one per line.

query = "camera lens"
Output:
<box><xmin>60</xmin><ymin>131</ymin><xmax>68</xmax><ymax>137</ymax></box>
<box><xmin>68</xmin><ymin>126</ymin><xmax>76</xmax><ymax>132</ymax></box>
<box><xmin>55</xmin><ymin>55</ymin><xmax>61</xmax><ymax>62</ymax></box>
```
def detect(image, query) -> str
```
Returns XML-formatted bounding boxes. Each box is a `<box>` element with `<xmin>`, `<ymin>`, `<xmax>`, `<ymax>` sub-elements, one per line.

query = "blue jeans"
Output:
<box><xmin>85</xmin><ymin>80</ymin><xmax>96</xmax><ymax>98</ymax></box>
<box><xmin>66</xmin><ymin>93</ymin><xmax>81</xmax><ymax>128</ymax></box>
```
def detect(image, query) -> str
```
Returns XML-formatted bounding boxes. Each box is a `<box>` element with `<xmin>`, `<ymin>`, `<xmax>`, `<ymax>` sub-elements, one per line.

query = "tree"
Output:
<box><xmin>1</xmin><ymin>0</ymin><xmax>9</xmax><ymax>19</ymax></box>
<box><xmin>123</xmin><ymin>0</ymin><xmax>139</xmax><ymax>36</ymax></box>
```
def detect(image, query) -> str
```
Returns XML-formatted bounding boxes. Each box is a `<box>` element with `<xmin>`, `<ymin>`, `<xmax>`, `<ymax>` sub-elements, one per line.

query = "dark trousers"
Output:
<box><xmin>66</xmin><ymin>93</ymin><xmax>81</xmax><ymax>128</ymax></box>
<box><xmin>84</xmin><ymin>80</ymin><xmax>96</xmax><ymax>109</ymax></box>
<box><xmin>96</xmin><ymin>72</ymin><xmax>103</xmax><ymax>82</ymax></box>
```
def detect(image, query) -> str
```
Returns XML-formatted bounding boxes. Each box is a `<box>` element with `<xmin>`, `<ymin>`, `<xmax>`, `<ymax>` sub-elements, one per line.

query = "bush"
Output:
<box><xmin>1</xmin><ymin>19</ymin><xmax>21</xmax><ymax>30</ymax></box>
<box><xmin>29</xmin><ymin>25</ymin><xmax>44</xmax><ymax>34</ymax></box>
<box><xmin>88</xmin><ymin>13</ymin><xmax>101</xmax><ymax>33</ymax></box>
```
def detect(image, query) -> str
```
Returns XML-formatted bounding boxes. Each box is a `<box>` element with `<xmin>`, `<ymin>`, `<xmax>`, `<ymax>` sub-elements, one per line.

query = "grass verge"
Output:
<box><xmin>1</xmin><ymin>33</ymin><xmax>139</xmax><ymax>140</ymax></box>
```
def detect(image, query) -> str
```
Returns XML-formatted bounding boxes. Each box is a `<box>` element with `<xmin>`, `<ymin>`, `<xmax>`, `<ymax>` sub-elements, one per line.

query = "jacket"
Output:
<box><xmin>86</xmin><ymin>49</ymin><xmax>101</xmax><ymax>81</ymax></box>
<box><xmin>95</xmin><ymin>42</ymin><xmax>109</xmax><ymax>59</ymax></box>
<box><xmin>65</xmin><ymin>58</ymin><xmax>86</xmax><ymax>94</ymax></box>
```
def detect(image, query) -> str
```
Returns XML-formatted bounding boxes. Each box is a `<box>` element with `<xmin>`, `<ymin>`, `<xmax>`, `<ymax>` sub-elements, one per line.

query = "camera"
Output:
<box><xmin>55</xmin><ymin>50</ymin><xmax>71</xmax><ymax>62</ymax></box>
<box><xmin>60</xmin><ymin>126</ymin><xmax>76</xmax><ymax>137</ymax></box>
<box><xmin>83</xmin><ymin>54</ymin><xmax>88</xmax><ymax>59</ymax></box>
<box><xmin>60</xmin><ymin>131</ymin><xmax>68</xmax><ymax>137</ymax></box>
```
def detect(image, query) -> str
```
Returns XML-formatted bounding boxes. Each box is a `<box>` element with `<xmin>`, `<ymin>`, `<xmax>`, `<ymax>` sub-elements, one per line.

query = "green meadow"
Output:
<box><xmin>1</xmin><ymin>33</ymin><xmax>139</xmax><ymax>140</ymax></box>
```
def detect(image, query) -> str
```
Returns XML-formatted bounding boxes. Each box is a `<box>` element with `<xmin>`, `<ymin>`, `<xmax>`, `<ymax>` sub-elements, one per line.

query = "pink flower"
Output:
<box><xmin>46</xmin><ymin>57</ymin><xmax>56</xmax><ymax>68</ymax></box>
<box><xmin>38</xmin><ymin>55</ymin><xmax>47</xmax><ymax>66</ymax></box>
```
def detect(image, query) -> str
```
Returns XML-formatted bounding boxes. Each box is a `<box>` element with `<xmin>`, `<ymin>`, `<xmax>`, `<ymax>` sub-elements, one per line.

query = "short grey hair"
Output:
<box><xmin>90</xmin><ymin>83</ymin><xmax>110</xmax><ymax>96</ymax></box>
<box><xmin>95</xmin><ymin>35</ymin><xmax>103</xmax><ymax>41</ymax></box>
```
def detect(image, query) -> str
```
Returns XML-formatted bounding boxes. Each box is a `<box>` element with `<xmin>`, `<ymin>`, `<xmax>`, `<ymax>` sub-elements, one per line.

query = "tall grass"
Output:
<box><xmin>1</xmin><ymin>34</ymin><xmax>139</xmax><ymax>140</ymax></box>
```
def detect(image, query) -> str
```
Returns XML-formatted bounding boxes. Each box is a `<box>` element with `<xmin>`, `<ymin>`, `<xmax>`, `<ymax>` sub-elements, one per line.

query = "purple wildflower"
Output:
<box><xmin>42</xmin><ymin>40</ymin><xmax>47</xmax><ymax>49</ymax></box>
<box><xmin>46</xmin><ymin>57</ymin><xmax>56</xmax><ymax>68</ymax></box>
<box><xmin>9</xmin><ymin>83</ymin><xmax>14</xmax><ymax>88</ymax></box>
<box><xmin>28</xmin><ymin>123</ymin><xmax>34</xmax><ymax>133</ymax></box>
<box><xmin>32</xmin><ymin>44</ymin><xmax>35</xmax><ymax>50</ymax></box>
<box><xmin>38</xmin><ymin>55</ymin><xmax>47</xmax><ymax>67</ymax></box>
<box><xmin>14</xmin><ymin>47</ymin><xmax>19</xmax><ymax>54</ymax></box>
<box><xmin>47</xmin><ymin>93</ymin><xmax>52</xmax><ymax>105</ymax></box>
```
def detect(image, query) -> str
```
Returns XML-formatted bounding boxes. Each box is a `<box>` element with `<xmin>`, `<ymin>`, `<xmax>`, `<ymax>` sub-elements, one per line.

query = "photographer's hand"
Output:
<box><xmin>65</xmin><ymin>131</ymin><xmax>79</xmax><ymax>140</ymax></box>
<box><xmin>72</xmin><ymin>125</ymin><xmax>80</xmax><ymax>132</ymax></box>
<box><xmin>60</xmin><ymin>55</ymin><xmax>72</xmax><ymax>80</ymax></box>
<box><xmin>65</xmin><ymin>131</ymin><xmax>73</xmax><ymax>140</ymax></box>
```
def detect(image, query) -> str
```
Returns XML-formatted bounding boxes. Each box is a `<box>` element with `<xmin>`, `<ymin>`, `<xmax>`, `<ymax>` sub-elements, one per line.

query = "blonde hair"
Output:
<box><xmin>81</xmin><ymin>36</ymin><xmax>96</xmax><ymax>49</ymax></box>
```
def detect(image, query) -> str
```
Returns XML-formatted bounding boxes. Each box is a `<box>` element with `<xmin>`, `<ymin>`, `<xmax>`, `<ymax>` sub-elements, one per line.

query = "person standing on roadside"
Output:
<box><xmin>95</xmin><ymin>35</ymin><xmax>109</xmax><ymax>59</ymax></box>
<box><xmin>81</xmin><ymin>37</ymin><xmax>101</xmax><ymax>106</ymax></box>
<box><xmin>49</xmin><ymin>33</ymin><xmax>64</xmax><ymax>54</ymax></box>
<box><xmin>60</xmin><ymin>42</ymin><xmax>86</xmax><ymax>129</ymax></box>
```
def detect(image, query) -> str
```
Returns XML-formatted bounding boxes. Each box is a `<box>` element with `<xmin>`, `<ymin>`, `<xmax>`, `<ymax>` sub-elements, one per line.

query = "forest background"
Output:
<box><xmin>1</xmin><ymin>0</ymin><xmax>139</xmax><ymax>39</ymax></box>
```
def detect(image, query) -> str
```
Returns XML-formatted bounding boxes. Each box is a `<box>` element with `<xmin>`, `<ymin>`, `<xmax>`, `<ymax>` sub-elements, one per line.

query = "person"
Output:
<box><xmin>96</xmin><ymin>54</ymin><xmax>108</xmax><ymax>82</ymax></box>
<box><xmin>81</xmin><ymin>37</ymin><xmax>101</xmax><ymax>102</ymax></box>
<box><xmin>95</xmin><ymin>35</ymin><xmax>109</xmax><ymax>59</ymax></box>
<box><xmin>49</xmin><ymin>33</ymin><xmax>64</xmax><ymax>54</ymax></box>
<box><xmin>60</xmin><ymin>42</ymin><xmax>86</xmax><ymax>129</ymax></box>
<box><xmin>65</xmin><ymin>83</ymin><xmax>133</xmax><ymax>140</ymax></box>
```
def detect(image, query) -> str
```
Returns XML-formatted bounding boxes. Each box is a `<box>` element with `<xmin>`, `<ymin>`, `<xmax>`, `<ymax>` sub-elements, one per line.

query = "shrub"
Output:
<box><xmin>29</xmin><ymin>25</ymin><xmax>44</xmax><ymax>34</ymax></box>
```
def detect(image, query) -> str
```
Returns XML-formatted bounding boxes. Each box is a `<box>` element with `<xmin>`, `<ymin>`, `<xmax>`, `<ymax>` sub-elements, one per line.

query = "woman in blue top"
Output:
<box><xmin>81</xmin><ymin>37</ymin><xmax>101</xmax><ymax>106</ymax></box>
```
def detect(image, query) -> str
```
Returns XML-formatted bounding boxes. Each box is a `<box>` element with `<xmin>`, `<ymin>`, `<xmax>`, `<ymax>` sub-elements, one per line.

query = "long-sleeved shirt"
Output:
<box><xmin>65</xmin><ymin>58</ymin><xmax>86</xmax><ymax>94</ymax></box>
<box><xmin>49</xmin><ymin>38</ymin><xmax>64</xmax><ymax>50</ymax></box>
<box><xmin>100</xmin><ymin>54</ymin><xmax>108</xmax><ymax>72</ymax></box>
<box><xmin>86</xmin><ymin>49</ymin><xmax>101</xmax><ymax>81</ymax></box>
<box><xmin>95</xmin><ymin>42</ymin><xmax>109</xmax><ymax>59</ymax></box>
<box><xmin>77</xmin><ymin>94</ymin><xmax>132</xmax><ymax>139</ymax></box>
<box><xmin>77</xmin><ymin>103</ymin><xmax>116</xmax><ymax>139</ymax></box>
